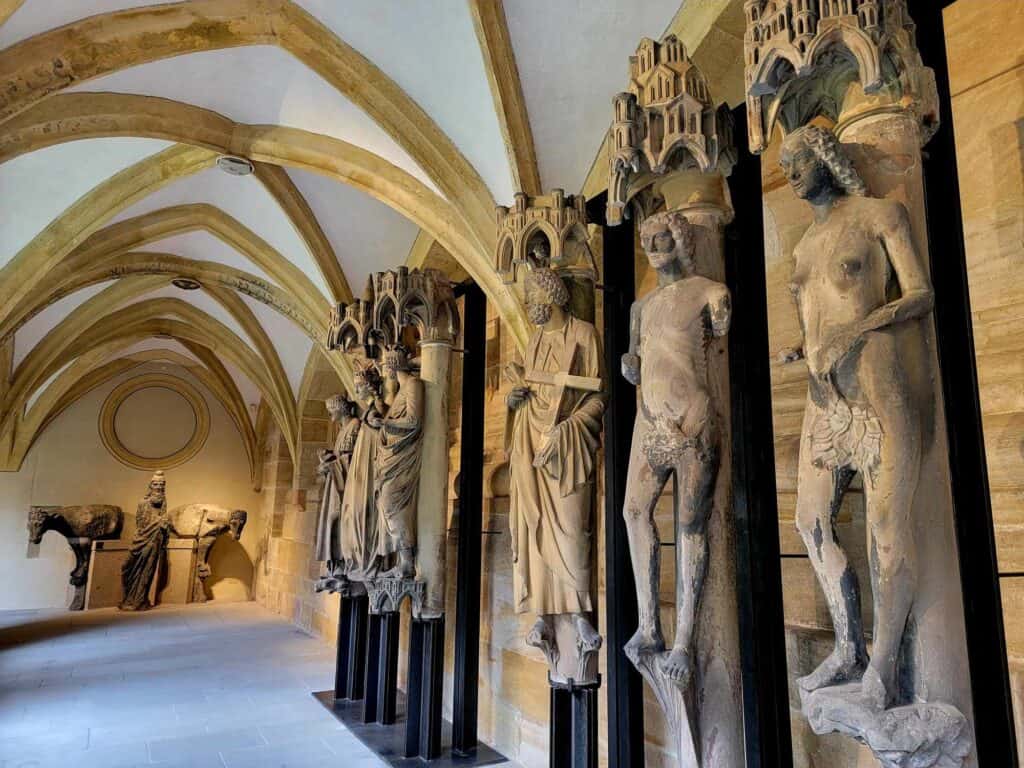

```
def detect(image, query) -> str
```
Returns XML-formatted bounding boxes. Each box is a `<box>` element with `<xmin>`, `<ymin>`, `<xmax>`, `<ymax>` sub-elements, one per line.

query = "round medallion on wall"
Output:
<box><xmin>99</xmin><ymin>374</ymin><xmax>210</xmax><ymax>471</ymax></box>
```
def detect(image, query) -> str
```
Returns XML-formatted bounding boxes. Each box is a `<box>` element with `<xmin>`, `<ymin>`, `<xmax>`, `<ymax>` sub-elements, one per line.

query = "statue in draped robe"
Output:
<box><xmin>339</xmin><ymin>364</ymin><xmax>386</xmax><ymax>581</ymax></box>
<box><xmin>374</xmin><ymin>346</ymin><xmax>424</xmax><ymax>579</ymax></box>
<box><xmin>119</xmin><ymin>471</ymin><xmax>170</xmax><ymax>611</ymax></box>
<box><xmin>314</xmin><ymin>395</ymin><xmax>361</xmax><ymax>591</ymax></box>
<box><xmin>506</xmin><ymin>267</ymin><xmax>605</xmax><ymax>669</ymax></box>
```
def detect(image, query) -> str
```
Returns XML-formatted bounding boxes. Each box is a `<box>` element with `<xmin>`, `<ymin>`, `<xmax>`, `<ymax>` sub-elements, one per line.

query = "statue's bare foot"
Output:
<box><xmin>797</xmin><ymin>649</ymin><xmax>866</xmax><ymax>692</ymax></box>
<box><xmin>659</xmin><ymin>646</ymin><xmax>693</xmax><ymax>689</ymax></box>
<box><xmin>860</xmin><ymin>665</ymin><xmax>890</xmax><ymax>711</ymax></box>
<box><xmin>624</xmin><ymin>627</ymin><xmax>664</xmax><ymax>664</ymax></box>
<box><xmin>573</xmin><ymin>615</ymin><xmax>602</xmax><ymax>653</ymax></box>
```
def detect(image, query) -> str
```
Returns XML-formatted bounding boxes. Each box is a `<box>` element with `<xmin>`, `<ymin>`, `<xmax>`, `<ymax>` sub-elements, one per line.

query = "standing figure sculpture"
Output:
<box><xmin>779</xmin><ymin>125</ymin><xmax>935</xmax><ymax>709</ymax></box>
<box><xmin>120</xmin><ymin>471</ymin><xmax>171</xmax><ymax>611</ymax></box>
<box><xmin>339</xmin><ymin>364</ymin><xmax>386</xmax><ymax>581</ymax></box>
<box><xmin>506</xmin><ymin>267</ymin><xmax>605</xmax><ymax>678</ymax></box>
<box><xmin>314</xmin><ymin>394</ymin><xmax>361</xmax><ymax>591</ymax></box>
<box><xmin>621</xmin><ymin>211</ymin><xmax>731</xmax><ymax>689</ymax></box>
<box><xmin>374</xmin><ymin>346</ymin><xmax>424</xmax><ymax>580</ymax></box>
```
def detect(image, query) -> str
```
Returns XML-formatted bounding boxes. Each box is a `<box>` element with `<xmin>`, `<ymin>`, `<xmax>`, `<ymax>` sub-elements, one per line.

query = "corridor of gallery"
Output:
<box><xmin>0</xmin><ymin>602</ymin><xmax>489</xmax><ymax>768</ymax></box>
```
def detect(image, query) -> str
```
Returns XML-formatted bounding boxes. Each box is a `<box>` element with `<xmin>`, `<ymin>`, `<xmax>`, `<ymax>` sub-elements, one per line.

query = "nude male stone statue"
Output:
<box><xmin>780</xmin><ymin>124</ymin><xmax>935</xmax><ymax>709</ymax></box>
<box><xmin>621</xmin><ymin>211</ymin><xmax>731</xmax><ymax>689</ymax></box>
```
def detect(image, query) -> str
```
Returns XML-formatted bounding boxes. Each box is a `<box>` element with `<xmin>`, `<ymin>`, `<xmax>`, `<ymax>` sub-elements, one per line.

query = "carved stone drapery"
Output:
<box><xmin>744</xmin><ymin>3</ymin><xmax>975</xmax><ymax>766</ymax></box>
<box><xmin>327</xmin><ymin>267</ymin><xmax>458</xmax><ymax>619</ymax></box>
<box><xmin>494</xmin><ymin>190</ymin><xmax>598</xmax><ymax>323</ymax></box>
<box><xmin>608</xmin><ymin>34</ymin><xmax>744</xmax><ymax>768</ymax></box>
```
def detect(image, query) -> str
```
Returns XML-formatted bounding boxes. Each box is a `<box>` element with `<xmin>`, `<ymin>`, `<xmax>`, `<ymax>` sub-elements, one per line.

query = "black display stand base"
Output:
<box><xmin>406</xmin><ymin>617</ymin><xmax>445</xmax><ymax>759</ymax></box>
<box><xmin>364</xmin><ymin>611</ymin><xmax>401</xmax><ymax>725</ymax></box>
<box><xmin>549</xmin><ymin>677</ymin><xmax>600</xmax><ymax>768</ymax></box>
<box><xmin>313</xmin><ymin>691</ymin><xmax>508</xmax><ymax>767</ymax></box>
<box><xmin>335</xmin><ymin>594</ymin><xmax>368</xmax><ymax>701</ymax></box>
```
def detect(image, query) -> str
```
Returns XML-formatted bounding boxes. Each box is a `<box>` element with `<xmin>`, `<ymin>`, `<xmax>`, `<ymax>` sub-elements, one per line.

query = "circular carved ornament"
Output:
<box><xmin>99</xmin><ymin>374</ymin><xmax>210</xmax><ymax>471</ymax></box>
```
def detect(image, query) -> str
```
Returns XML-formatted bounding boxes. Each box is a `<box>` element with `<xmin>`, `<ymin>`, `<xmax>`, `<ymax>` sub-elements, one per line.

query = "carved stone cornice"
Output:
<box><xmin>743</xmin><ymin>0</ymin><xmax>938</xmax><ymax>153</ymax></box>
<box><xmin>608</xmin><ymin>35</ymin><xmax>736</xmax><ymax>225</ymax></box>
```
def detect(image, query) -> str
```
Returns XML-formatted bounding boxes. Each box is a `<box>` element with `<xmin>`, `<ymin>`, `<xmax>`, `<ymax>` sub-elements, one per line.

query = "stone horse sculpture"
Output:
<box><xmin>168</xmin><ymin>504</ymin><xmax>248</xmax><ymax>602</ymax></box>
<box><xmin>27</xmin><ymin>505</ymin><xmax>124</xmax><ymax>610</ymax></box>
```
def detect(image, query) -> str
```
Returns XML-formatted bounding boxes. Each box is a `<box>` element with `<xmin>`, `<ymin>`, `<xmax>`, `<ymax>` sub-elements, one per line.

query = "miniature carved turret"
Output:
<box><xmin>607</xmin><ymin>35</ymin><xmax>735</xmax><ymax>225</ymax></box>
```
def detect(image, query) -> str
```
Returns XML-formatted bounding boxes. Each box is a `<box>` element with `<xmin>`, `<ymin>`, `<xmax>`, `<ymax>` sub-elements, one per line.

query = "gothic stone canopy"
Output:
<box><xmin>608</xmin><ymin>35</ymin><xmax>736</xmax><ymax>224</ymax></box>
<box><xmin>327</xmin><ymin>267</ymin><xmax>459</xmax><ymax>355</ymax></box>
<box><xmin>743</xmin><ymin>0</ymin><xmax>938</xmax><ymax>153</ymax></box>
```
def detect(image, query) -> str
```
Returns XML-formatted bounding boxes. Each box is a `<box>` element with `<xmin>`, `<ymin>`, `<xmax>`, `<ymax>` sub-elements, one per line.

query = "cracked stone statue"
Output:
<box><xmin>314</xmin><ymin>394</ymin><xmax>361</xmax><ymax>591</ymax></box>
<box><xmin>120</xmin><ymin>470</ymin><xmax>171</xmax><ymax>611</ymax></box>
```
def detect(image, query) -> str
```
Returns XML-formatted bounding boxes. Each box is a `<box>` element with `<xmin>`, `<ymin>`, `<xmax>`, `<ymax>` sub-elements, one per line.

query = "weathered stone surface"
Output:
<box><xmin>168</xmin><ymin>503</ymin><xmax>248</xmax><ymax>602</ymax></box>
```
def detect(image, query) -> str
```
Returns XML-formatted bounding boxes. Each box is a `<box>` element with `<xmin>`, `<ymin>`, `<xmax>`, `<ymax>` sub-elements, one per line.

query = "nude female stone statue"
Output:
<box><xmin>780</xmin><ymin>125</ymin><xmax>935</xmax><ymax>709</ymax></box>
<box><xmin>621</xmin><ymin>211</ymin><xmax>731</xmax><ymax>689</ymax></box>
<box><xmin>373</xmin><ymin>345</ymin><xmax>424</xmax><ymax>579</ymax></box>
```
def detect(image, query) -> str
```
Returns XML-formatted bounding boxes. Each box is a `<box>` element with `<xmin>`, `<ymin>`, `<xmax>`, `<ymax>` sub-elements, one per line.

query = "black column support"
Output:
<box><xmin>548</xmin><ymin>681</ymin><xmax>600</xmax><ymax>768</ymax></box>
<box><xmin>376</xmin><ymin>611</ymin><xmax>400</xmax><ymax>725</ymax></box>
<box><xmin>363</xmin><ymin>612</ymin><xmax>382</xmax><ymax>724</ymax></box>
<box><xmin>453</xmin><ymin>281</ymin><xmax>487</xmax><ymax>756</ymax></box>
<box><xmin>347</xmin><ymin>595</ymin><xmax>368</xmax><ymax>700</ymax></box>
<box><xmin>725</xmin><ymin>105</ymin><xmax>794</xmax><ymax>768</ymax></box>
<box><xmin>334</xmin><ymin>595</ymin><xmax>355</xmax><ymax>701</ymax></box>
<box><xmin>588</xmin><ymin>193</ymin><xmax>645</xmax><ymax>768</ymax></box>
<box><xmin>907</xmin><ymin>2</ymin><xmax>1018</xmax><ymax>764</ymax></box>
<box><xmin>549</xmin><ymin>687</ymin><xmax>573</xmax><ymax>768</ymax></box>
<box><xmin>405</xmin><ymin>619</ymin><xmax>426</xmax><ymax>758</ymax></box>
<box><xmin>405</xmin><ymin>616</ymin><xmax>446</xmax><ymax>760</ymax></box>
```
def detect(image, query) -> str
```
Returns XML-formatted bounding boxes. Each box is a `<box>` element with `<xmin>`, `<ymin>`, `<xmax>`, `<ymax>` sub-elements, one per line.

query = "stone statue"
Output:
<box><xmin>621</xmin><ymin>211</ymin><xmax>731</xmax><ymax>689</ymax></box>
<box><xmin>120</xmin><ymin>470</ymin><xmax>171</xmax><ymax>611</ymax></box>
<box><xmin>506</xmin><ymin>267</ymin><xmax>605</xmax><ymax>682</ymax></box>
<box><xmin>314</xmin><ymin>394</ymin><xmax>361</xmax><ymax>591</ymax></box>
<box><xmin>27</xmin><ymin>504</ymin><xmax>123</xmax><ymax>610</ymax></box>
<box><xmin>168</xmin><ymin>504</ymin><xmax>248</xmax><ymax>602</ymax></box>
<box><xmin>339</xmin><ymin>364</ymin><xmax>386</xmax><ymax>581</ymax></box>
<box><xmin>780</xmin><ymin>124</ymin><xmax>937</xmax><ymax>706</ymax></box>
<box><xmin>374</xmin><ymin>345</ymin><xmax>424</xmax><ymax>580</ymax></box>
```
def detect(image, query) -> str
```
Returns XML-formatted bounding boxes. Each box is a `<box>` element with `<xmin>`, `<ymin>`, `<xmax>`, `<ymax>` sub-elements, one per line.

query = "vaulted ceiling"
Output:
<box><xmin>0</xmin><ymin>0</ymin><xmax>692</xmax><ymax>477</ymax></box>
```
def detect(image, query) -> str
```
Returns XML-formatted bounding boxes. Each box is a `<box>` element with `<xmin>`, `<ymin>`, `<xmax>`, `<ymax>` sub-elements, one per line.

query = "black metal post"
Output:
<box><xmin>571</xmin><ymin>685</ymin><xmax>599</xmax><ymax>768</ymax></box>
<box><xmin>587</xmin><ymin>193</ymin><xmax>644</xmax><ymax>767</ymax></box>
<box><xmin>405</xmin><ymin>619</ymin><xmax>426</xmax><ymax>758</ymax></box>
<box><xmin>549</xmin><ymin>687</ymin><xmax>572</xmax><ymax>768</ymax></box>
<box><xmin>453</xmin><ymin>281</ymin><xmax>487</xmax><ymax>756</ymax></box>
<box><xmin>347</xmin><ymin>595</ymin><xmax>368</xmax><ymax>700</ymax></box>
<box><xmin>377</xmin><ymin>612</ymin><xmax>400</xmax><ymax>725</ymax></box>
<box><xmin>725</xmin><ymin>105</ymin><xmax>794</xmax><ymax>768</ymax></box>
<box><xmin>363</xmin><ymin>612</ymin><xmax>382</xmax><ymax>724</ymax></box>
<box><xmin>334</xmin><ymin>595</ymin><xmax>354</xmax><ymax>701</ymax></box>
<box><xmin>907</xmin><ymin>2</ymin><xmax>1018</xmax><ymax>764</ymax></box>
<box><xmin>419</xmin><ymin>617</ymin><xmax>445</xmax><ymax>759</ymax></box>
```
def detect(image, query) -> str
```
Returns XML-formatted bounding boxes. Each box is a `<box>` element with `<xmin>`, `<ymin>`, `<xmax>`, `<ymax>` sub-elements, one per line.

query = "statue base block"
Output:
<box><xmin>800</xmin><ymin>684</ymin><xmax>972</xmax><ymax>768</ymax></box>
<box><xmin>627</xmin><ymin>647</ymin><xmax>699</xmax><ymax>767</ymax></box>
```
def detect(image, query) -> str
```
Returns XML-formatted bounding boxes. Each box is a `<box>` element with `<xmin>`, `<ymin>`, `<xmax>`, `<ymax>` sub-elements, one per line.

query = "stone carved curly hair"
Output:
<box><xmin>524</xmin><ymin>267</ymin><xmax>569</xmax><ymax>308</ymax></box>
<box><xmin>790</xmin><ymin>124</ymin><xmax>868</xmax><ymax>197</ymax></box>
<box><xmin>639</xmin><ymin>211</ymin><xmax>696</xmax><ymax>264</ymax></box>
<box><xmin>352</xmin><ymin>362</ymin><xmax>381</xmax><ymax>395</ymax></box>
<box><xmin>326</xmin><ymin>394</ymin><xmax>356</xmax><ymax>416</ymax></box>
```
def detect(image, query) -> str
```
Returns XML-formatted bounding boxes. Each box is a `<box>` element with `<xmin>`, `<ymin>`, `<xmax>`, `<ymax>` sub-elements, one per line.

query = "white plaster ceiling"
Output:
<box><xmin>505</xmin><ymin>0</ymin><xmax>684</xmax><ymax>192</ymax></box>
<box><xmin>25</xmin><ymin>361</ymin><xmax>75</xmax><ymax>413</ymax></box>
<box><xmin>109</xmin><ymin>168</ymin><xmax>330</xmax><ymax>299</ymax></box>
<box><xmin>68</xmin><ymin>46</ymin><xmax>439</xmax><ymax>194</ymax></box>
<box><xmin>13</xmin><ymin>282</ymin><xmax>113</xmax><ymax>369</ymax></box>
<box><xmin>239</xmin><ymin>294</ymin><xmax>314</xmax><ymax>397</ymax></box>
<box><xmin>133</xmin><ymin>231</ymin><xmax>281</xmax><ymax>288</ymax></box>
<box><xmin>288</xmin><ymin>167</ymin><xmax>420</xmax><ymax>295</ymax></box>
<box><xmin>294</xmin><ymin>0</ymin><xmax>516</xmax><ymax>204</ymax></box>
<box><xmin>118</xmin><ymin>285</ymin><xmax>258</xmax><ymax>353</ymax></box>
<box><xmin>0</xmin><ymin>138</ymin><xmax>171</xmax><ymax>263</ymax></box>
<box><xmin>0</xmin><ymin>0</ymin><xmax>173</xmax><ymax>48</ymax></box>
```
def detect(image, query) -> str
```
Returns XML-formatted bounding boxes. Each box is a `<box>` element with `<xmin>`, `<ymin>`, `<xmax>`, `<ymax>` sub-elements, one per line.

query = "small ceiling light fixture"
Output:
<box><xmin>216</xmin><ymin>154</ymin><xmax>255</xmax><ymax>176</ymax></box>
<box><xmin>172</xmin><ymin>277</ymin><xmax>202</xmax><ymax>291</ymax></box>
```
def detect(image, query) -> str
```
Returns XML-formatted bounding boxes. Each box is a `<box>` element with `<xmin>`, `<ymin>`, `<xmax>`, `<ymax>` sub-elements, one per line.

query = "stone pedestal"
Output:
<box><xmin>84</xmin><ymin>538</ymin><xmax>196</xmax><ymax>609</ymax></box>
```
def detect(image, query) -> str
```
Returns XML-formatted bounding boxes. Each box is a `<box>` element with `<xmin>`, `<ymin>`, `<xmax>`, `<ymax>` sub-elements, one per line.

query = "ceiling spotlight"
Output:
<box><xmin>216</xmin><ymin>154</ymin><xmax>255</xmax><ymax>176</ymax></box>
<box><xmin>172</xmin><ymin>277</ymin><xmax>202</xmax><ymax>291</ymax></box>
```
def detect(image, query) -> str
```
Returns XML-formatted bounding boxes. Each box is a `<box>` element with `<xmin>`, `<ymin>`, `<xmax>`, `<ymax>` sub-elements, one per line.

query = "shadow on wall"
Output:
<box><xmin>206</xmin><ymin>538</ymin><xmax>255</xmax><ymax>601</ymax></box>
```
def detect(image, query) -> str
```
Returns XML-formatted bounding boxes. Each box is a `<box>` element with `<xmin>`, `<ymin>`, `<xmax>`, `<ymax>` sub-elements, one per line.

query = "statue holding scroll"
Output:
<box><xmin>374</xmin><ymin>346</ymin><xmax>424</xmax><ymax>579</ymax></box>
<box><xmin>506</xmin><ymin>267</ymin><xmax>605</xmax><ymax>676</ymax></box>
<box><xmin>314</xmin><ymin>394</ymin><xmax>361</xmax><ymax>591</ymax></box>
<box><xmin>621</xmin><ymin>211</ymin><xmax>731</xmax><ymax>689</ymax></box>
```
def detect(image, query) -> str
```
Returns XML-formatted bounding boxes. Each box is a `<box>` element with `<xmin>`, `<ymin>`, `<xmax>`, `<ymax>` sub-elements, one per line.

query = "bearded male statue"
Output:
<box><xmin>120</xmin><ymin>470</ymin><xmax>171</xmax><ymax>611</ymax></box>
<box><xmin>621</xmin><ymin>211</ymin><xmax>731</xmax><ymax>689</ymax></box>
<box><xmin>506</xmin><ymin>267</ymin><xmax>605</xmax><ymax>680</ymax></box>
<box><xmin>314</xmin><ymin>394</ymin><xmax>361</xmax><ymax>591</ymax></box>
